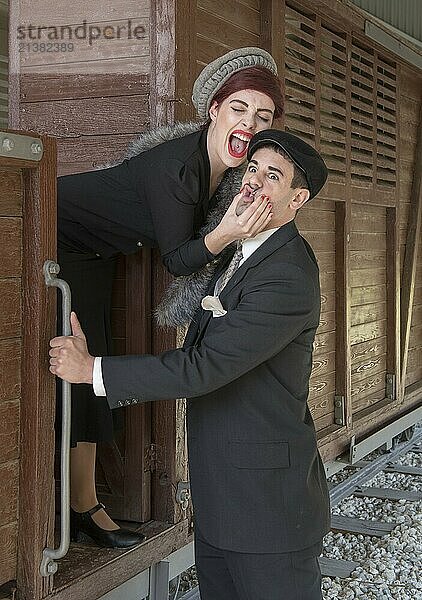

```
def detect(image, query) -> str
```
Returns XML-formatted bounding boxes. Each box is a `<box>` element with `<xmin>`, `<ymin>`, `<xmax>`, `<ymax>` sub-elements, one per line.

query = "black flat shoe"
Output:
<box><xmin>70</xmin><ymin>502</ymin><xmax>146</xmax><ymax>548</ymax></box>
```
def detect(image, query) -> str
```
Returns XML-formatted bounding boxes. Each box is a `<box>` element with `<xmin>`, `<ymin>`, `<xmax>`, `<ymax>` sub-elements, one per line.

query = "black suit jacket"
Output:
<box><xmin>103</xmin><ymin>221</ymin><xmax>331</xmax><ymax>553</ymax></box>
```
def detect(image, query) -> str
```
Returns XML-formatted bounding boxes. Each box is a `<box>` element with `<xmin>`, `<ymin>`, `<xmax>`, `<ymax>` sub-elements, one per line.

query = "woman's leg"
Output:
<box><xmin>70</xmin><ymin>442</ymin><xmax>119</xmax><ymax>531</ymax></box>
<box><xmin>69</xmin><ymin>439</ymin><xmax>145</xmax><ymax>547</ymax></box>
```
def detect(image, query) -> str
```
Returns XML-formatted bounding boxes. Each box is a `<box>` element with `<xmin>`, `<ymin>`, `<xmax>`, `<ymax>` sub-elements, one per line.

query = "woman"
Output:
<box><xmin>58</xmin><ymin>47</ymin><xmax>284</xmax><ymax>548</ymax></box>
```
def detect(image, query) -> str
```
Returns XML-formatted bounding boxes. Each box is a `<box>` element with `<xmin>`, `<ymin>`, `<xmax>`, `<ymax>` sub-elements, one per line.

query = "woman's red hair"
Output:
<box><xmin>210</xmin><ymin>66</ymin><xmax>284</xmax><ymax>120</ymax></box>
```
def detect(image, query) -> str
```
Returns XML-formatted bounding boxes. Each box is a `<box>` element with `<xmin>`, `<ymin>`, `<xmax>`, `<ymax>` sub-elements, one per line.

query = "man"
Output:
<box><xmin>50</xmin><ymin>130</ymin><xmax>331</xmax><ymax>600</ymax></box>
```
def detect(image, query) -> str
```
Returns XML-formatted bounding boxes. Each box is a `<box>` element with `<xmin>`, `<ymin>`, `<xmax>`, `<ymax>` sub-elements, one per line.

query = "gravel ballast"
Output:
<box><xmin>322</xmin><ymin>446</ymin><xmax>421</xmax><ymax>600</ymax></box>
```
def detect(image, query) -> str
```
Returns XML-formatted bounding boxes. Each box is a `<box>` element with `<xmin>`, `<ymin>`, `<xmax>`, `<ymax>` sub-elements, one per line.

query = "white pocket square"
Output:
<box><xmin>201</xmin><ymin>295</ymin><xmax>227</xmax><ymax>317</ymax></box>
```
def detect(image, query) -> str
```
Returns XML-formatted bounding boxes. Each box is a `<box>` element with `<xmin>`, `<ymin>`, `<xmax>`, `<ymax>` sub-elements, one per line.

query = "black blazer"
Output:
<box><xmin>103</xmin><ymin>221</ymin><xmax>331</xmax><ymax>553</ymax></box>
<box><xmin>57</xmin><ymin>129</ymin><xmax>216</xmax><ymax>275</ymax></box>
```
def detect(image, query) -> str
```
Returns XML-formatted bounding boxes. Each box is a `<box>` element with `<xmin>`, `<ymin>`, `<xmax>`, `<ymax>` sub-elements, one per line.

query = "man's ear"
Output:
<box><xmin>290</xmin><ymin>188</ymin><xmax>310</xmax><ymax>211</ymax></box>
<box><xmin>209</xmin><ymin>100</ymin><xmax>219</xmax><ymax>123</ymax></box>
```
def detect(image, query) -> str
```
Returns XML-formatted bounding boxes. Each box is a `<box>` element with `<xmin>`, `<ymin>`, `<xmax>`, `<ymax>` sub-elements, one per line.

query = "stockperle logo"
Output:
<box><xmin>17</xmin><ymin>19</ymin><xmax>147</xmax><ymax>46</ymax></box>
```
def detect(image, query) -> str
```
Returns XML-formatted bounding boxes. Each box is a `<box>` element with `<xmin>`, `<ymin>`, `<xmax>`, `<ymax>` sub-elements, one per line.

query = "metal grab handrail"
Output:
<box><xmin>40</xmin><ymin>260</ymin><xmax>72</xmax><ymax>577</ymax></box>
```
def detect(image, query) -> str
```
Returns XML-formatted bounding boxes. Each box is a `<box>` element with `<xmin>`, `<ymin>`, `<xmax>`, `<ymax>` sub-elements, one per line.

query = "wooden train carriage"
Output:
<box><xmin>1</xmin><ymin>0</ymin><xmax>421</xmax><ymax>598</ymax></box>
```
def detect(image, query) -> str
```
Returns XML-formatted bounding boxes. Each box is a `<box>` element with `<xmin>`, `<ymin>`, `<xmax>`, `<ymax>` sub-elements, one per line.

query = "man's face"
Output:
<box><xmin>236</xmin><ymin>147</ymin><xmax>300</xmax><ymax>225</ymax></box>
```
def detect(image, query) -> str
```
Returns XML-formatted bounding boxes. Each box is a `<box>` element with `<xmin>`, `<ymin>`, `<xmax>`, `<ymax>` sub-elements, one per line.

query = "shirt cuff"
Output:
<box><xmin>93</xmin><ymin>356</ymin><xmax>106</xmax><ymax>396</ymax></box>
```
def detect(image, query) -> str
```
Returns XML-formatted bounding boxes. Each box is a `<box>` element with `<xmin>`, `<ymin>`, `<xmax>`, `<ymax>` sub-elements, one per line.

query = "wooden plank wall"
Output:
<box><xmin>195</xmin><ymin>0</ymin><xmax>261</xmax><ymax>81</ymax></box>
<box><xmin>399</xmin><ymin>68</ymin><xmax>422</xmax><ymax>389</ymax></box>
<box><xmin>349</xmin><ymin>205</ymin><xmax>387</xmax><ymax>413</ymax></box>
<box><xmin>16</xmin><ymin>0</ymin><xmax>150</xmax><ymax>77</ymax></box>
<box><xmin>10</xmin><ymin>0</ymin><xmax>153</xmax><ymax>520</ymax></box>
<box><xmin>263</xmin><ymin>0</ymin><xmax>421</xmax><ymax>449</ymax></box>
<box><xmin>16</xmin><ymin>0</ymin><xmax>151</xmax><ymax>174</ymax></box>
<box><xmin>0</xmin><ymin>168</ymin><xmax>22</xmax><ymax>584</ymax></box>
<box><xmin>14</xmin><ymin>0</ymin><xmax>152</xmax><ymax>365</ymax></box>
<box><xmin>297</xmin><ymin>201</ymin><xmax>336</xmax><ymax>431</ymax></box>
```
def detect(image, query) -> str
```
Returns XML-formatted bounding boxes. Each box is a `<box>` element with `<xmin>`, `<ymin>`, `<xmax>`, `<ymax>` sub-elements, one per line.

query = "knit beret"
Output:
<box><xmin>192</xmin><ymin>47</ymin><xmax>278</xmax><ymax>119</ymax></box>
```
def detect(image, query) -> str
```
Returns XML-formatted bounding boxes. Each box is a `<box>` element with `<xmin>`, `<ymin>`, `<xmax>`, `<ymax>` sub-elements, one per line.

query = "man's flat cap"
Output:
<box><xmin>248</xmin><ymin>130</ymin><xmax>328</xmax><ymax>199</ymax></box>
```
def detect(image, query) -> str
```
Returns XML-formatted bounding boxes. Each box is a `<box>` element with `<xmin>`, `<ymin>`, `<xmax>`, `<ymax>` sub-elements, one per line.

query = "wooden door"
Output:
<box><xmin>0</xmin><ymin>130</ymin><xmax>57</xmax><ymax>599</ymax></box>
<box><xmin>7</xmin><ymin>0</ymin><xmax>154</xmax><ymax>525</ymax></box>
<box><xmin>95</xmin><ymin>252</ymin><xmax>152</xmax><ymax>523</ymax></box>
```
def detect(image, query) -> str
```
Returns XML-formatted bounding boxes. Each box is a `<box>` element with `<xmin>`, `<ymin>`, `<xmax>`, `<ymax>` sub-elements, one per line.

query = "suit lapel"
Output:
<box><xmin>184</xmin><ymin>221</ymin><xmax>299</xmax><ymax>347</ymax></box>
<box><xmin>218</xmin><ymin>221</ymin><xmax>299</xmax><ymax>299</ymax></box>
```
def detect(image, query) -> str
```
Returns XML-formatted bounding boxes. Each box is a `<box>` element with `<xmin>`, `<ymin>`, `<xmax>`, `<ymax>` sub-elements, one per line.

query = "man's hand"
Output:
<box><xmin>49</xmin><ymin>312</ymin><xmax>94</xmax><ymax>384</ymax></box>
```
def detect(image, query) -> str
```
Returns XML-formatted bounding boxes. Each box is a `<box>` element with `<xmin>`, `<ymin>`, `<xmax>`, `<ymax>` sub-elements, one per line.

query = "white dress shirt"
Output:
<box><xmin>93</xmin><ymin>226</ymin><xmax>280</xmax><ymax>397</ymax></box>
<box><xmin>239</xmin><ymin>227</ymin><xmax>279</xmax><ymax>265</ymax></box>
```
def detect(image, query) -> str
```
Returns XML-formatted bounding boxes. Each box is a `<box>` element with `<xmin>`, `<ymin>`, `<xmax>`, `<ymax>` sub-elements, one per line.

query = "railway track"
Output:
<box><xmin>176</xmin><ymin>429</ymin><xmax>422</xmax><ymax>599</ymax></box>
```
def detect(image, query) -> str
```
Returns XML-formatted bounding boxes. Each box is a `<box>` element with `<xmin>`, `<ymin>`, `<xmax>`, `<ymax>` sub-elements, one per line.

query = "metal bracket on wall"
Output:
<box><xmin>348</xmin><ymin>404</ymin><xmax>422</xmax><ymax>464</ymax></box>
<box><xmin>386</xmin><ymin>373</ymin><xmax>396</xmax><ymax>401</ymax></box>
<box><xmin>0</xmin><ymin>131</ymin><xmax>43</xmax><ymax>161</ymax></box>
<box><xmin>149</xmin><ymin>561</ymin><xmax>170</xmax><ymax>600</ymax></box>
<box><xmin>334</xmin><ymin>395</ymin><xmax>346</xmax><ymax>426</ymax></box>
<box><xmin>176</xmin><ymin>481</ymin><xmax>191</xmax><ymax>511</ymax></box>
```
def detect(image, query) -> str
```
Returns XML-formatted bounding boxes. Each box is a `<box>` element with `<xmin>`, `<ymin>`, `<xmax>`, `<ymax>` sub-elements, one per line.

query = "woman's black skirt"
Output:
<box><xmin>56</xmin><ymin>244</ymin><xmax>117</xmax><ymax>447</ymax></box>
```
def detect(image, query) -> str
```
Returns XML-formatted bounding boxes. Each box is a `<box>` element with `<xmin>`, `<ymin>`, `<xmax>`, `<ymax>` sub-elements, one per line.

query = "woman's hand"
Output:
<box><xmin>205</xmin><ymin>193</ymin><xmax>273</xmax><ymax>255</ymax></box>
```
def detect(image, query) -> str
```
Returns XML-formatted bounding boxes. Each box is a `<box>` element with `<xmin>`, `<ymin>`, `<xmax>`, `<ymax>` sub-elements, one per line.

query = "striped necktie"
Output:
<box><xmin>215</xmin><ymin>240</ymin><xmax>244</xmax><ymax>296</ymax></box>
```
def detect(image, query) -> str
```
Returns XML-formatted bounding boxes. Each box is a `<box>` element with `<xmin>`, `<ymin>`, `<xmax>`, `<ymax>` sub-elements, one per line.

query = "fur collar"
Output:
<box><xmin>154</xmin><ymin>166</ymin><xmax>243</xmax><ymax>328</ymax></box>
<box><xmin>116</xmin><ymin>122</ymin><xmax>244</xmax><ymax>328</ymax></box>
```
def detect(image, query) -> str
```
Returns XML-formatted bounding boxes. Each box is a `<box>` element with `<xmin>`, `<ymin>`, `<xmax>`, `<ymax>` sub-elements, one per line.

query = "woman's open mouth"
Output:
<box><xmin>228</xmin><ymin>130</ymin><xmax>253</xmax><ymax>159</ymax></box>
